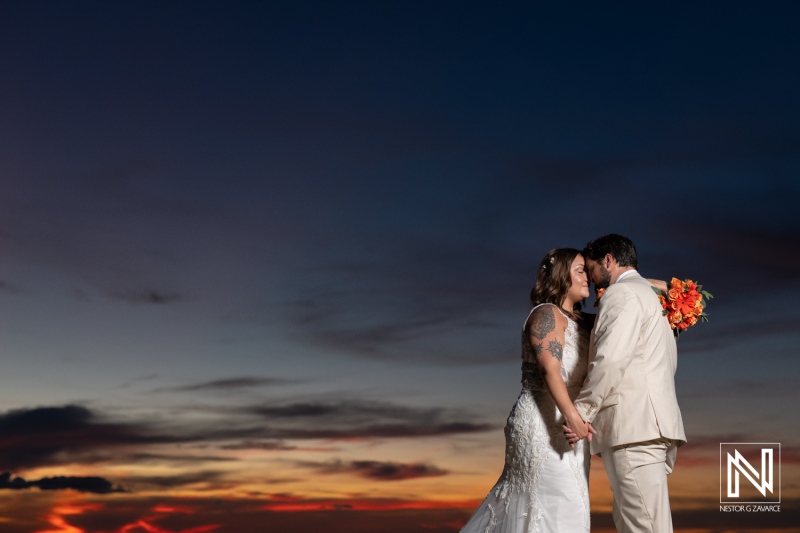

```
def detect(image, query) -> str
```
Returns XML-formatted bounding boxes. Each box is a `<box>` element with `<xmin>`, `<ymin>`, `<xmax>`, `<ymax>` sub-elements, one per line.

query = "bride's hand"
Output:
<box><xmin>563</xmin><ymin>424</ymin><xmax>578</xmax><ymax>447</ymax></box>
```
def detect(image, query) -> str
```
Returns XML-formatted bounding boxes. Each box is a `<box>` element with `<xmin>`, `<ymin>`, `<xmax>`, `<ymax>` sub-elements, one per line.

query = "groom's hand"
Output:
<box><xmin>584</xmin><ymin>423</ymin><xmax>596</xmax><ymax>443</ymax></box>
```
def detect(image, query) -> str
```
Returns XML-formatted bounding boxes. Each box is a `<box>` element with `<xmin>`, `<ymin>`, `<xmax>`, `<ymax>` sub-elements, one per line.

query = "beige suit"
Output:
<box><xmin>574</xmin><ymin>271</ymin><xmax>686</xmax><ymax>533</ymax></box>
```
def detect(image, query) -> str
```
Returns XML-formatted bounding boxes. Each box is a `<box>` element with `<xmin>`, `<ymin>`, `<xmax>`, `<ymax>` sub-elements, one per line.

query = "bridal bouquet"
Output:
<box><xmin>653</xmin><ymin>278</ymin><xmax>713</xmax><ymax>338</ymax></box>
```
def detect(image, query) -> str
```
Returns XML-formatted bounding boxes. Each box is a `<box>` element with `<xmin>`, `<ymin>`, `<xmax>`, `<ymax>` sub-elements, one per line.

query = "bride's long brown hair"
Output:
<box><xmin>529</xmin><ymin>248</ymin><xmax>583</xmax><ymax>321</ymax></box>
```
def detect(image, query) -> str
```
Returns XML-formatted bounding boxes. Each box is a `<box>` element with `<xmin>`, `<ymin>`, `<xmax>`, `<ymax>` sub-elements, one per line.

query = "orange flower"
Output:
<box><xmin>677</xmin><ymin>299</ymin><xmax>695</xmax><ymax>315</ymax></box>
<box><xmin>658</xmin><ymin>277</ymin><xmax>712</xmax><ymax>339</ymax></box>
<box><xmin>593</xmin><ymin>287</ymin><xmax>605</xmax><ymax>307</ymax></box>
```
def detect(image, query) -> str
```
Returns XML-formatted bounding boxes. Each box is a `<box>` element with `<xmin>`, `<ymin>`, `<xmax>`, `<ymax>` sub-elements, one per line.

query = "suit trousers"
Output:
<box><xmin>602</xmin><ymin>438</ymin><xmax>678</xmax><ymax>533</ymax></box>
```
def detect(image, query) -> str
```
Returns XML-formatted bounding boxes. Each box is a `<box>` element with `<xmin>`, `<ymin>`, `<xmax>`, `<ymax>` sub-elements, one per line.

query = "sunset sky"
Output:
<box><xmin>1</xmin><ymin>2</ymin><xmax>799</xmax><ymax>532</ymax></box>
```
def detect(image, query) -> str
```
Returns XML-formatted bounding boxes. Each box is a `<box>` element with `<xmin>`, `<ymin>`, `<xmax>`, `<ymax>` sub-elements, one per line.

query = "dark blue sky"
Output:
<box><xmin>0</xmin><ymin>2</ymin><xmax>798</xmax><ymax>531</ymax></box>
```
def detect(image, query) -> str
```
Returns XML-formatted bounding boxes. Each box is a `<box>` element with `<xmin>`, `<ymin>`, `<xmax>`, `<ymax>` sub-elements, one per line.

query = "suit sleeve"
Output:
<box><xmin>574</xmin><ymin>284</ymin><xmax>641</xmax><ymax>423</ymax></box>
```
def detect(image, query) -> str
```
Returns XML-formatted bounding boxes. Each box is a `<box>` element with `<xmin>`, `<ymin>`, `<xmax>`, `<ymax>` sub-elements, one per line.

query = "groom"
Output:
<box><xmin>567</xmin><ymin>234</ymin><xmax>686</xmax><ymax>533</ymax></box>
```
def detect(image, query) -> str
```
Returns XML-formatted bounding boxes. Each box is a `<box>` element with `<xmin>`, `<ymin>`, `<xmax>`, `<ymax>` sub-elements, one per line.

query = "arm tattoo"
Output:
<box><xmin>532</xmin><ymin>343</ymin><xmax>543</xmax><ymax>357</ymax></box>
<box><xmin>530</xmin><ymin>307</ymin><xmax>556</xmax><ymax>340</ymax></box>
<box><xmin>547</xmin><ymin>339</ymin><xmax>563</xmax><ymax>362</ymax></box>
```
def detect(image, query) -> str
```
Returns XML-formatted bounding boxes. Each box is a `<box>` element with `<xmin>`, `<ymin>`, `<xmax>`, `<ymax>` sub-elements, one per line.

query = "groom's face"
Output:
<box><xmin>586</xmin><ymin>257</ymin><xmax>612</xmax><ymax>290</ymax></box>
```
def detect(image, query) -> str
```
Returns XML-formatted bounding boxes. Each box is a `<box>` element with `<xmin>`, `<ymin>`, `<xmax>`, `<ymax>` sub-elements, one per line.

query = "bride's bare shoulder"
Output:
<box><xmin>527</xmin><ymin>303</ymin><xmax>568</xmax><ymax>339</ymax></box>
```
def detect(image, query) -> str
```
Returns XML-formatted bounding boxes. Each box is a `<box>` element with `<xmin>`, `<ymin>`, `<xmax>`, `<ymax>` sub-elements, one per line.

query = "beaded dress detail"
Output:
<box><xmin>460</xmin><ymin>304</ymin><xmax>590</xmax><ymax>533</ymax></box>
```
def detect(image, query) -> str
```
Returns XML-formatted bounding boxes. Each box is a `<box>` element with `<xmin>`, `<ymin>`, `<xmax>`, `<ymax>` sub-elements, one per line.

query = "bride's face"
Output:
<box><xmin>567</xmin><ymin>254</ymin><xmax>591</xmax><ymax>302</ymax></box>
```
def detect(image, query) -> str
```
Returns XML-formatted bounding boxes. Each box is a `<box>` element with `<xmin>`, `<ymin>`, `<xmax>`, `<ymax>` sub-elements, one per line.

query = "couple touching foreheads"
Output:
<box><xmin>461</xmin><ymin>234</ymin><xmax>686</xmax><ymax>533</ymax></box>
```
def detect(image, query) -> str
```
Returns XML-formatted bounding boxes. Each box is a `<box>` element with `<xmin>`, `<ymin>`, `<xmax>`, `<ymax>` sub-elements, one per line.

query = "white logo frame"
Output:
<box><xmin>720</xmin><ymin>443</ymin><xmax>781</xmax><ymax>504</ymax></box>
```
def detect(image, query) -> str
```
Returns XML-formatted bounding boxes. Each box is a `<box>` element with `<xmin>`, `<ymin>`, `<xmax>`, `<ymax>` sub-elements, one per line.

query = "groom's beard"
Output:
<box><xmin>594</xmin><ymin>267</ymin><xmax>612</xmax><ymax>290</ymax></box>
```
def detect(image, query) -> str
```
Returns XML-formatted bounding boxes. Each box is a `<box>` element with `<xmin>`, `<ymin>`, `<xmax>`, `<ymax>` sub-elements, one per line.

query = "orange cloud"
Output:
<box><xmin>260</xmin><ymin>496</ymin><xmax>480</xmax><ymax>512</ymax></box>
<box><xmin>150</xmin><ymin>505</ymin><xmax>197</xmax><ymax>514</ymax></box>
<box><xmin>36</xmin><ymin>503</ymin><xmax>102</xmax><ymax>533</ymax></box>
<box><xmin>34</xmin><ymin>499</ymin><xmax>220</xmax><ymax>533</ymax></box>
<box><xmin>116</xmin><ymin>523</ymin><xmax>219</xmax><ymax>533</ymax></box>
<box><xmin>35</xmin><ymin>514</ymin><xmax>86</xmax><ymax>533</ymax></box>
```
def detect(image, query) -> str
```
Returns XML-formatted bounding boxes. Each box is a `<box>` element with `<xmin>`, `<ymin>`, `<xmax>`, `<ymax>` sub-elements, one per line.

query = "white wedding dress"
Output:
<box><xmin>460</xmin><ymin>304</ymin><xmax>591</xmax><ymax>533</ymax></box>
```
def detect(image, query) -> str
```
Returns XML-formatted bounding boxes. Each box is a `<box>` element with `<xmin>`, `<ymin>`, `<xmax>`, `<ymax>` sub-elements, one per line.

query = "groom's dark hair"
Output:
<box><xmin>583</xmin><ymin>234</ymin><xmax>638</xmax><ymax>268</ymax></box>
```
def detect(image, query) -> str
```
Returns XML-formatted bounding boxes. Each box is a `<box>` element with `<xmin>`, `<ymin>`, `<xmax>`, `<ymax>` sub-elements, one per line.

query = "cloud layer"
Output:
<box><xmin>0</xmin><ymin>472</ymin><xmax>124</xmax><ymax>494</ymax></box>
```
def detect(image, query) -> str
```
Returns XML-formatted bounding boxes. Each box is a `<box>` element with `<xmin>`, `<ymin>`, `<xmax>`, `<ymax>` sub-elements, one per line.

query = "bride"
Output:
<box><xmin>459</xmin><ymin>247</ymin><xmax>594</xmax><ymax>533</ymax></box>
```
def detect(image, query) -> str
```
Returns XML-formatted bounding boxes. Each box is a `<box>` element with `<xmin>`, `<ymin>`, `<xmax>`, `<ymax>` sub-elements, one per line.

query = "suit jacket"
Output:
<box><xmin>574</xmin><ymin>271</ymin><xmax>687</xmax><ymax>455</ymax></box>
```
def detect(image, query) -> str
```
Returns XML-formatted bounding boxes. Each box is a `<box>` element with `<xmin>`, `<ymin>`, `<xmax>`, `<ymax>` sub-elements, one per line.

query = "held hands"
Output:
<box><xmin>563</xmin><ymin>413</ymin><xmax>596</xmax><ymax>448</ymax></box>
<box><xmin>563</xmin><ymin>423</ymin><xmax>595</xmax><ymax>447</ymax></box>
